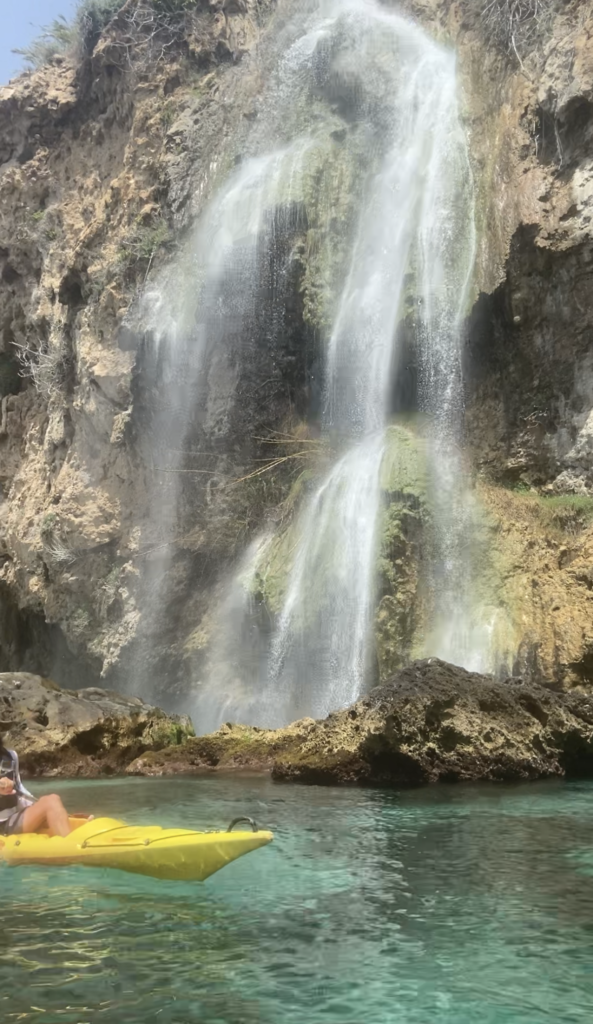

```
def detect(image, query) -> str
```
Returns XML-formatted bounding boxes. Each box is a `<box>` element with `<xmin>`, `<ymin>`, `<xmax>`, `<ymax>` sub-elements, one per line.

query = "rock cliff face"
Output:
<box><xmin>0</xmin><ymin>1</ymin><xmax>280</xmax><ymax>696</ymax></box>
<box><xmin>1</xmin><ymin>0</ymin><xmax>593</xmax><ymax>710</ymax></box>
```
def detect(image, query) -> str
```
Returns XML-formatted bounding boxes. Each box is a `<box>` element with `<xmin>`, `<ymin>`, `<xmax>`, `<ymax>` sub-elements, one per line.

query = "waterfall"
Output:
<box><xmin>138</xmin><ymin>0</ymin><xmax>485</xmax><ymax>727</ymax></box>
<box><xmin>267</xmin><ymin>434</ymin><xmax>387</xmax><ymax>722</ymax></box>
<box><xmin>260</xmin><ymin>10</ymin><xmax>478</xmax><ymax>725</ymax></box>
<box><xmin>199</xmin><ymin>533</ymin><xmax>273</xmax><ymax>732</ymax></box>
<box><xmin>133</xmin><ymin>138</ymin><xmax>321</xmax><ymax>699</ymax></box>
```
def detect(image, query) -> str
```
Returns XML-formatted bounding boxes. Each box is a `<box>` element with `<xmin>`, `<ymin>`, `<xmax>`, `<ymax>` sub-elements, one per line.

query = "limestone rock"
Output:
<box><xmin>0</xmin><ymin>673</ymin><xmax>194</xmax><ymax>777</ymax></box>
<box><xmin>127</xmin><ymin>660</ymin><xmax>593</xmax><ymax>785</ymax></box>
<box><xmin>2</xmin><ymin>0</ymin><xmax>593</xmax><ymax>700</ymax></box>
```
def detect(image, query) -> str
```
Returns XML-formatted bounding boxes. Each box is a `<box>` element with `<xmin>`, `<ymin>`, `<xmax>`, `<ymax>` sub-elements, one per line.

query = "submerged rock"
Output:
<box><xmin>0</xmin><ymin>673</ymin><xmax>194</xmax><ymax>777</ymax></box>
<box><xmin>128</xmin><ymin>660</ymin><xmax>593</xmax><ymax>786</ymax></box>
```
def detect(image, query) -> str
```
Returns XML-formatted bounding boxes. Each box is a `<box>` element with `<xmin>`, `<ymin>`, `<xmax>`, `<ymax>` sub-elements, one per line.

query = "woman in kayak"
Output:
<box><xmin>0</xmin><ymin>738</ymin><xmax>72</xmax><ymax>838</ymax></box>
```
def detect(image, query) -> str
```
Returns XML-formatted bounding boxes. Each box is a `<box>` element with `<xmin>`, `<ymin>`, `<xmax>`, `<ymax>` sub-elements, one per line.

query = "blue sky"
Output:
<box><xmin>0</xmin><ymin>0</ymin><xmax>79</xmax><ymax>84</ymax></box>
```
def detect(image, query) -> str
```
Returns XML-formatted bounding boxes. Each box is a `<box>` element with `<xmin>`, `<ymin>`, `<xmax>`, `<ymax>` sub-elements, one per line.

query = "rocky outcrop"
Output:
<box><xmin>127</xmin><ymin>659</ymin><xmax>593</xmax><ymax>785</ymax></box>
<box><xmin>0</xmin><ymin>672</ymin><xmax>193</xmax><ymax>776</ymax></box>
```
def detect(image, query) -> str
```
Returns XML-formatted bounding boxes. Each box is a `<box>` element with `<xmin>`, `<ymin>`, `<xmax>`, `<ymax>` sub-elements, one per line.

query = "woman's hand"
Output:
<box><xmin>0</xmin><ymin>777</ymin><xmax>15</xmax><ymax>795</ymax></box>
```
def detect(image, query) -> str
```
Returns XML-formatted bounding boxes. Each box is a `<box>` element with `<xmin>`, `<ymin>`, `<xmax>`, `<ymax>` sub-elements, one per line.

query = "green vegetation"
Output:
<box><xmin>534</xmin><ymin>494</ymin><xmax>593</xmax><ymax>532</ymax></box>
<box><xmin>505</xmin><ymin>485</ymin><xmax>593</xmax><ymax>533</ymax></box>
<box><xmin>13</xmin><ymin>0</ymin><xmax>201</xmax><ymax>71</ymax></box>
<box><xmin>13</xmin><ymin>15</ymin><xmax>74</xmax><ymax>70</ymax></box>
<box><xmin>374</xmin><ymin>425</ymin><xmax>430</xmax><ymax>678</ymax></box>
<box><xmin>160</xmin><ymin>103</ymin><xmax>176</xmax><ymax>130</ymax></box>
<box><xmin>380</xmin><ymin>424</ymin><xmax>429</xmax><ymax>500</ymax></box>
<box><xmin>79</xmin><ymin>0</ymin><xmax>129</xmax><ymax>33</ymax></box>
<box><xmin>118</xmin><ymin>219</ymin><xmax>174</xmax><ymax>272</ymax></box>
<box><xmin>40</xmin><ymin>511</ymin><xmax>58</xmax><ymax>536</ymax></box>
<box><xmin>39</xmin><ymin>512</ymin><xmax>78</xmax><ymax>566</ymax></box>
<box><xmin>13</xmin><ymin>2</ymin><xmax>124</xmax><ymax>69</ymax></box>
<box><xmin>147</xmin><ymin>717</ymin><xmax>196</xmax><ymax>749</ymax></box>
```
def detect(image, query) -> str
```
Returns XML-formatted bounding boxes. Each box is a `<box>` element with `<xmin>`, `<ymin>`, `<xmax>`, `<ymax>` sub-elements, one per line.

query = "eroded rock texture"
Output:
<box><xmin>0</xmin><ymin>2</ymin><xmax>284</xmax><ymax>697</ymax></box>
<box><xmin>0</xmin><ymin>672</ymin><xmax>193</xmax><ymax>776</ymax></box>
<box><xmin>127</xmin><ymin>659</ymin><xmax>593</xmax><ymax>784</ymax></box>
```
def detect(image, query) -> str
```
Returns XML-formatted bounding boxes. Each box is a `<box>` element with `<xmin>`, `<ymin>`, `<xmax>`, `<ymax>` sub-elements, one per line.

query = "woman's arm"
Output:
<box><xmin>7</xmin><ymin>749</ymin><xmax>35</xmax><ymax>803</ymax></box>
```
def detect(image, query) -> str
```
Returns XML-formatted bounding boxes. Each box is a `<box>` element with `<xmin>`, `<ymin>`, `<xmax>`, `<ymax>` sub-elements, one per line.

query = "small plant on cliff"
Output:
<box><xmin>15</xmin><ymin>339</ymin><xmax>70</xmax><ymax>401</ymax></box>
<box><xmin>118</xmin><ymin>219</ymin><xmax>174</xmax><ymax>275</ymax></box>
<box><xmin>93</xmin><ymin>1</ymin><xmax>199</xmax><ymax>72</ymax></box>
<box><xmin>78</xmin><ymin>0</ymin><xmax>128</xmax><ymax>38</ymax></box>
<box><xmin>40</xmin><ymin>512</ymin><xmax>58</xmax><ymax>537</ymax></box>
<box><xmin>481</xmin><ymin>0</ymin><xmax>559</xmax><ymax>61</ymax></box>
<box><xmin>14</xmin><ymin>4</ymin><xmax>125</xmax><ymax>69</ymax></box>
<box><xmin>13</xmin><ymin>17</ymin><xmax>74</xmax><ymax>69</ymax></box>
<box><xmin>44</xmin><ymin>536</ymin><xmax>77</xmax><ymax>566</ymax></box>
<box><xmin>39</xmin><ymin>514</ymin><xmax>77</xmax><ymax>566</ymax></box>
<box><xmin>15</xmin><ymin>310</ymin><xmax>73</xmax><ymax>402</ymax></box>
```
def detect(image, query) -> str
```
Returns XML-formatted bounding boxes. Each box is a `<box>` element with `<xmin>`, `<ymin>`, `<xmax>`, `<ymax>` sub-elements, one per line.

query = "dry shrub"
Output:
<box><xmin>14</xmin><ymin>0</ymin><xmax>198</xmax><ymax>72</ymax></box>
<box><xmin>481</xmin><ymin>0</ymin><xmax>559</xmax><ymax>59</ymax></box>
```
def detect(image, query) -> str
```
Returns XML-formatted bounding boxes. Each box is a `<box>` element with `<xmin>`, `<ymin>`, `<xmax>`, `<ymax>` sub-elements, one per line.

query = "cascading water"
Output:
<box><xmin>138</xmin><ymin>0</ymin><xmax>491</xmax><ymax>729</ymax></box>
<box><xmin>133</xmin><ymin>137</ymin><xmax>321</xmax><ymax>699</ymax></box>
<box><xmin>261</xmin><ymin>10</ymin><xmax>480</xmax><ymax>725</ymax></box>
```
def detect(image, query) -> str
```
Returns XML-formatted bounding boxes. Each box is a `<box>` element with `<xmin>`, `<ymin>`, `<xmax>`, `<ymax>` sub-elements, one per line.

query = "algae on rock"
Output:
<box><xmin>375</xmin><ymin>423</ymin><xmax>430</xmax><ymax>679</ymax></box>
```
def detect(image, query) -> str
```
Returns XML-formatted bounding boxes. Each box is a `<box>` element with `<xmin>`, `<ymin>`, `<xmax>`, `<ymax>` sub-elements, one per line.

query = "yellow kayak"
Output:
<box><xmin>0</xmin><ymin>816</ymin><xmax>273</xmax><ymax>881</ymax></box>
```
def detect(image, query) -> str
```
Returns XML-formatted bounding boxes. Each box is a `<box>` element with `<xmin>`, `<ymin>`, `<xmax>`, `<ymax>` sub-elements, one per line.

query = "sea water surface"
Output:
<box><xmin>2</xmin><ymin>776</ymin><xmax>593</xmax><ymax>1024</ymax></box>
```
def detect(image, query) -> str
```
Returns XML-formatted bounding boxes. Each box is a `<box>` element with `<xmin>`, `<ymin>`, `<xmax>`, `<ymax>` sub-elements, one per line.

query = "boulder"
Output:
<box><xmin>128</xmin><ymin>659</ymin><xmax>593</xmax><ymax>785</ymax></box>
<box><xmin>0</xmin><ymin>673</ymin><xmax>194</xmax><ymax>777</ymax></box>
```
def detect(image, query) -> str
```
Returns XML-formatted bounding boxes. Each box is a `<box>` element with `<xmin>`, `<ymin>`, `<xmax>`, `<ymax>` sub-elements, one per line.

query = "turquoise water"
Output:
<box><xmin>2</xmin><ymin>777</ymin><xmax>593</xmax><ymax>1024</ymax></box>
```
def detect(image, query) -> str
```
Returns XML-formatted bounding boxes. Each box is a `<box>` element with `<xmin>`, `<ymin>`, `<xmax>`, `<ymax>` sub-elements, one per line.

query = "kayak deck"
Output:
<box><xmin>0</xmin><ymin>817</ymin><xmax>273</xmax><ymax>881</ymax></box>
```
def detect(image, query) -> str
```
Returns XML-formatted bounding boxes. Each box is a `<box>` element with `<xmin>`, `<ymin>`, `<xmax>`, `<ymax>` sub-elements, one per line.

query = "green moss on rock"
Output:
<box><xmin>374</xmin><ymin>424</ymin><xmax>430</xmax><ymax>679</ymax></box>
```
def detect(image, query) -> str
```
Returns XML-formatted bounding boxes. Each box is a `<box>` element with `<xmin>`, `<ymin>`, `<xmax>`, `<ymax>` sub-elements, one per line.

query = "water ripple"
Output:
<box><xmin>1</xmin><ymin>777</ymin><xmax>593</xmax><ymax>1024</ymax></box>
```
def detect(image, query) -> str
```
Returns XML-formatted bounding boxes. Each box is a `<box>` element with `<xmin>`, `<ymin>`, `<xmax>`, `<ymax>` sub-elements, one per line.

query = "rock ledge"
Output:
<box><xmin>0</xmin><ymin>673</ymin><xmax>194</xmax><ymax>777</ymax></box>
<box><xmin>128</xmin><ymin>660</ymin><xmax>593</xmax><ymax>786</ymax></box>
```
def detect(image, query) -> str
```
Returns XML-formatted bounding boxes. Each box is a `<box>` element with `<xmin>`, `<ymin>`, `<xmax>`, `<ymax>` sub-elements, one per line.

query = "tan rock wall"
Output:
<box><xmin>0</xmin><ymin>2</ymin><xmax>273</xmax><ymax>689</ymax></box>
<box><xmin>1</xmin><ymin>0</ymin><xmax>593</xmax><ymax>697</ymax></box>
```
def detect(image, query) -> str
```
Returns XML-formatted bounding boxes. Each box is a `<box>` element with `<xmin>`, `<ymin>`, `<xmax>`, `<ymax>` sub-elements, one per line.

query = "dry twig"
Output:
<box><xmin>481</xmin><ymin>0</ymin><xmax>557</xmax><ymax>57</ymax></box>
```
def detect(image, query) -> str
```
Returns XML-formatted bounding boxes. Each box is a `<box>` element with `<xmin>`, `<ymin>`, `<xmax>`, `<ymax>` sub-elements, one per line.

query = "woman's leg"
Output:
<box><xmin>19</xmin><ymin>795</ymin><xmax>72</xmax><ymax>837</ymax></box>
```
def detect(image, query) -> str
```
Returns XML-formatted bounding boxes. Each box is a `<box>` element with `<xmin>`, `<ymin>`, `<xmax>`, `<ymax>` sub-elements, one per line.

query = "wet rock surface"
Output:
<box><xmin>128</xmin><ymin>660</ymin><xmax>593</xmax><ymax>786</ymax></box>
<box><xmin>1</xmin><ymin>0</ymin><xmax>593</xmax><ymax>699</ymax></box>
<box><xmin>0</xmin><ymin>673</ymin><xmax>194</xmax><ymax>777</ymax></box>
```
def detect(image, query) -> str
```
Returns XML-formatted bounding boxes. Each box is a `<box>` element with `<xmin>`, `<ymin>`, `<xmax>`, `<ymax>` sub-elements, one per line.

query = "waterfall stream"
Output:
<box><xmin>259</xmin><ymin>8</ymin><xmax>479</xmax><ymax>725</ymax></box>
<box><xmin>140</xmin><ymin>0</ymin><xmax>490</xmax><ymax>729</ymax></box>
